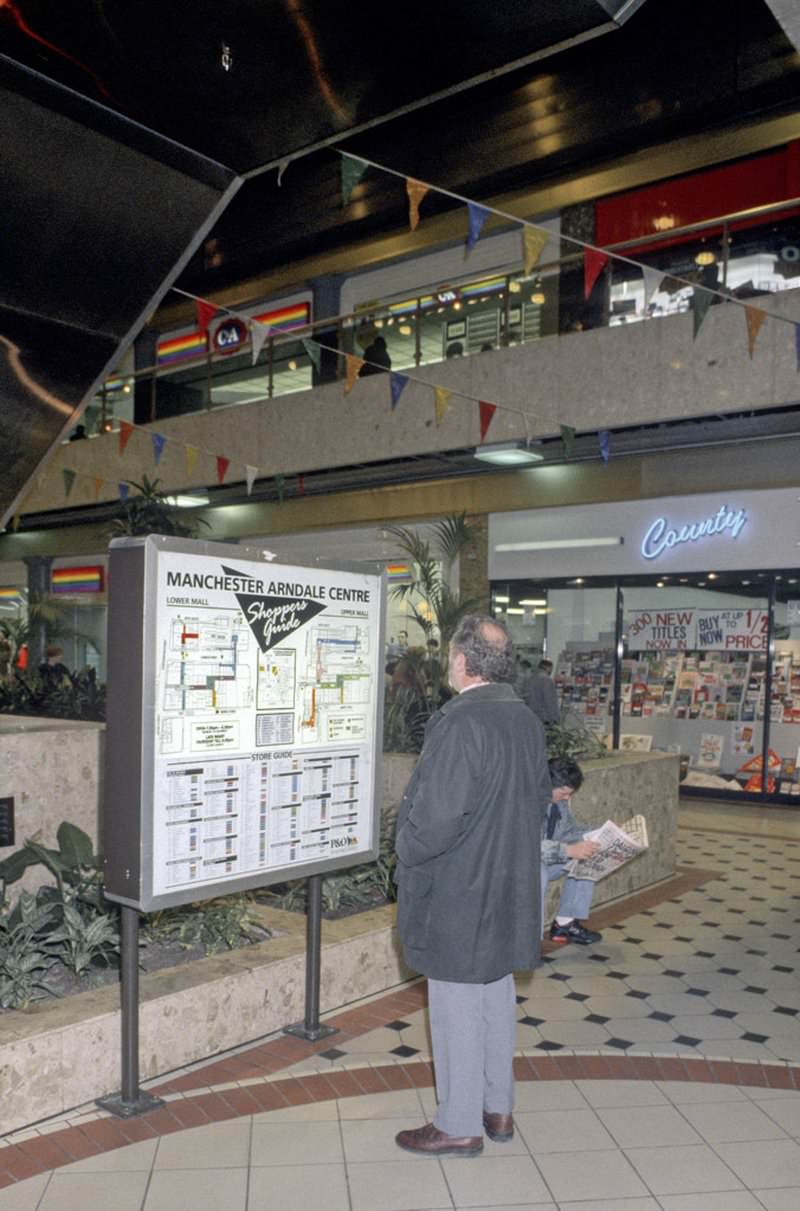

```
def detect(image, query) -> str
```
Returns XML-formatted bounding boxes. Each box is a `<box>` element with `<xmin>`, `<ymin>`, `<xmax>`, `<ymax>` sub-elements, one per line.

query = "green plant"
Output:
<box><xmin>0</xmin><ymin>667</ymin><xmax>106</xmax><ymax>722</ymax></box>
<box><xmin>143</xmin><ymin>894</ymin><xmax>265</xmax><ymax>956</ymax></box>
<box><xmin>544</xmin><ymin>720</ymin><xmax>609</xmax><ymax>762</ymax></box>
<box><xmin>0</xmin><ymin>893</ymin><xmax>61</xmax><ymax>1009</ymax></box>
<box><xmin>47</xmin><ymin>902</ymin><xmax>120</xmax><ymax>974</ymax></box>
<box><xmin>108</xmin><ymin>476</ymin><xmax>210</xmax><ymax>538</ymax></box>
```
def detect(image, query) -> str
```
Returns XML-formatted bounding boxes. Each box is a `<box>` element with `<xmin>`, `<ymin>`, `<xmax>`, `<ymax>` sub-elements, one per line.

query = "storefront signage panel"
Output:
<box><xmin>626</xmin><ymin>608</ymin><xmax>768</xmax><ymax>652</ymax></box>
<box><xmin>640</xmin><ymin>506</ymin><xmax>748</xmax><ymax>561</ymax></box>
<box><xmin>490</xmin><ymin>487</ymin><xmax>800</xmax><ymax>581</ymax></box>
<box><xmin>104</xmin><ymin>536</ymin><xmax>384</xmax><ymax>911</ymax></box>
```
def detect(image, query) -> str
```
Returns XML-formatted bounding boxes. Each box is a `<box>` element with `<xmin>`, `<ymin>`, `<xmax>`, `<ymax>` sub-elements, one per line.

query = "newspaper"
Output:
<box><xmin>564</xmin><ymin>814</ymin><xmax>649</xmax><ymax>882</ymax></box>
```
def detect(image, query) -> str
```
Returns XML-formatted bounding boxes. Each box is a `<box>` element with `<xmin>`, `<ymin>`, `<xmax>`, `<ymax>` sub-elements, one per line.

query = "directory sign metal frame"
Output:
<box><xmin>103</xmin><ymin>535</ymin><xmax>385</xmax><ymax>911</ymax></box>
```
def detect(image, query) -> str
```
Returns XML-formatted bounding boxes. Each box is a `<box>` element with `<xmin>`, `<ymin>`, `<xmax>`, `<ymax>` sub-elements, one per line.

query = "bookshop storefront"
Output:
<box><xmin>489</xmin><ymin>487</ymin><xmax>800</xmax><ymax>805</ymax></box>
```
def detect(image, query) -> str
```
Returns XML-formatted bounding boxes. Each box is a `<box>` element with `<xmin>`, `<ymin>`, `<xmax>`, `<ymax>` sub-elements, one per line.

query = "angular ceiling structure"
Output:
<box><xmin>0</xmin><ymin>0</ymin><xmax>649</xmax><ymax>530</ymax></box>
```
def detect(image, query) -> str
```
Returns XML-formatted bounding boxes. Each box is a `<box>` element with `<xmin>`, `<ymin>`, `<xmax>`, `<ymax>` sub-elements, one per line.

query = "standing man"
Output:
<box><xmin>394</xmin><ymin>615</ymin><xmax>551</xmax><ymax>1157</ymax></box>
<box><xmin>524</xmin><ymin>657</ymin><xmax>560</xmax><ymax>724</ymax></box>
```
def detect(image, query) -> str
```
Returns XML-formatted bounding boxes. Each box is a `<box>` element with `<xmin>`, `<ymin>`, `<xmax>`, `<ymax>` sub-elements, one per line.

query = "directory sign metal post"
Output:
<box><xmin>100</xmin><ymin>535</ymin><xmax>385</xmax><ymax>1111</ymax></box>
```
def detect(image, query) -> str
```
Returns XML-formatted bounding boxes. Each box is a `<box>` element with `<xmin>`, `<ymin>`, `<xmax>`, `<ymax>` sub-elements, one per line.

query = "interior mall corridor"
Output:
<box><xmin>1</xmin><ymin>800</ymin><xmax>799</xmax><ymax>1210</ymax></box>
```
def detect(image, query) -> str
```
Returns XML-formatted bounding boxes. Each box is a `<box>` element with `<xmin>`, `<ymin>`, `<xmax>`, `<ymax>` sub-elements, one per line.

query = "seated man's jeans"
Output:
<box><xmin>541</xmin><ymin>862</ymin><xmax>595</xmax><ymax>926</ymax></box>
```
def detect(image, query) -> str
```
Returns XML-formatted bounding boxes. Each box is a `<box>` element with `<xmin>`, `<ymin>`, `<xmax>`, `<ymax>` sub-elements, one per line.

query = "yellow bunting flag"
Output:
<box><xmin>344</xmin><ymin>353</ymin><xmax>364</xmax><ymax>394</ymax></box>
<box><xmin>185</xmin><ymin>445</ymin><xmax>200</xmax><ymax>477</ymax></box>
<box><xmin>745</xmin><ymin>305</ymin><xmax>766</xmax><ymax>358</ymax></box>
<box><xmin>406</xmin><ymin>178</ymin><xmax>429</xmax><ymax>232</ymax></box>
<box><xmin>522</xmin><ymin>227</ymin><xmax>548</xmax><ymax>275</ymax></box>
<box><xmin>9</xmin><ymin>514</ymin><xmax>20</xmax><ymax>533</ymax></box>
<box><xmin>118</xmin><ymin>420</ymin><xmax>134</xmax><ymax>455</ymax></box>
<box><xmin>94</xmin><ymin>477</ymin><xmax>104</xmax><ymax>500</ymax></box>
<box><xmin>434</xmin><ymin>386</ymin><xmax>452</xmax><ymax>427</ymax></box>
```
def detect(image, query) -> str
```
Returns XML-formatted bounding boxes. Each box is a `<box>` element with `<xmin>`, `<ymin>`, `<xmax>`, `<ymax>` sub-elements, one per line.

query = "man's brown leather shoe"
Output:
<box><xmin>395</xmin><ymin>1122</ymin><xmax>483</xmax><ymax>1156</ymax></box>
<box><xmin>483</xmin><ymin>1111</ymin><xmax>514</xmax><ymax>1142</ymax></box>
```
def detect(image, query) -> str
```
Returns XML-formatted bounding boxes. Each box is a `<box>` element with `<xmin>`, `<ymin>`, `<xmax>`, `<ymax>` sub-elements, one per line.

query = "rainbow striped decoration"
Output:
<box><xmin>157</xmin><ymin>301</ymin><xmax>310</xmax><ymax>366</ymax></box>
<box><xmin>157</xmin><ymin>330</ymin><xmax>209</xmax><ymax>366</ymax></box>
<box><xmin>0</xmin><ymin>587</ymin><xmax>23</xmax><ymax>602</ymax></box>
<box><xmin>385</xmin><ymin>562</ymin><xmax>412</xmax><ymax>582</ymax></box>
<box><xmin>51</xmin><ymin>566</ymin><xmax>105</xmax><ymax>594</ymax></box>
<box><xmin>252</xmin><ymin>301</ymin><xmax>310</xmax><ymax>332</ymax></box>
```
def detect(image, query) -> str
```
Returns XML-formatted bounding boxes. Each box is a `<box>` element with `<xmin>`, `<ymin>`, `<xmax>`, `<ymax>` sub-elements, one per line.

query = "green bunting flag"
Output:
<box><xmin>692</xmin><ymin>289</ymin><xmax>713</xmax><ymax>339</ymax></box>
<box><xmin>560</xmin><ymin>424</ymin><xmax>576</xmax><ymax>458</ymax></box>
<box><xmin>63</xmin><ymin>468</ymin><xmax>76</xmax><ymax>498</ymax></box>
<box><xmin>302</xmin><ymin>338</ymin><xmax>322</xmax><ymax>373</ymax></box>
<box><xmin>341</xmin><ymin>156</ymin><xmax>368</xmax><ymax>206</ymax></box>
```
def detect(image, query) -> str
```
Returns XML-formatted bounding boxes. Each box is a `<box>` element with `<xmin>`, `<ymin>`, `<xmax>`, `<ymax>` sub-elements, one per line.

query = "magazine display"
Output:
<box><xmin>565</xmin><ymin>815</ymin><xmax>649</xmax><ymax>882</ymax></box>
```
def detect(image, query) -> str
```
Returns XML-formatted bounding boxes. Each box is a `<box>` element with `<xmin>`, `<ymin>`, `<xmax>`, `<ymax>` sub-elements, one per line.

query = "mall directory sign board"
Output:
<box><xmin>103</xmin><ymin>535</ymin><xmax>385</xmax><ymax>911</ymax></box>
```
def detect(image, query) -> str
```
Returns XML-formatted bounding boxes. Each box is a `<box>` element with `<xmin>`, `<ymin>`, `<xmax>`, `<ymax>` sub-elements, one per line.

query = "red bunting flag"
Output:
<box><xmin>479</xmin><ymin>401</ymin><xmax>497</xmax><ymax>442</ymax></box>
<box><xmin>584</xmin><ymin>248</ymin><xmax>608</xmax><ymax>299</ymax></box>
<box><xmin>118</xmin><ymin>420</ymin><xmax>134</xmax><ymax>455</ymax></box>
<box><xmin>216</xmin><ymin>456</ymin><xmax>230</xmax><ymax>484</ymax></box>
<box><xmin>196</xmin><ymin>300</ymin><xmax>218</xmax><ymax>333</ymax></box>
<box><xmin>297</xmin><ymin>474</ymin><xmax>305</xmax><ymax>496</ymax></box>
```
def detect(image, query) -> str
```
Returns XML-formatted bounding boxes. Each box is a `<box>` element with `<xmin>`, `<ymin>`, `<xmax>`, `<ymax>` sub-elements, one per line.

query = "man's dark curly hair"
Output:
<box><xmin>451</xmin><ymin>614</ymin><xmax>514</xmax><ymax>683</ymax></box>
<box><xmin>548</xmin><ymin>756</ymin><xmax>584</xmax><ymax>791</ymax></box>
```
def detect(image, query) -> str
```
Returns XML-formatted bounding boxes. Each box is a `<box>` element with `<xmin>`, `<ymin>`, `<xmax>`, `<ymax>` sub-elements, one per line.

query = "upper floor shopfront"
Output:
<box><xmin>490</xmin><ymin>486</ymin><xmax>800</xmax><ymax>806</ymax></box>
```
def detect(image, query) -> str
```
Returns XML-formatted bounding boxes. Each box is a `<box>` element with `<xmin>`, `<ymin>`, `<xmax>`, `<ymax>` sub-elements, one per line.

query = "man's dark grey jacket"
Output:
<box><xmin>395</xmin><ymin>682</ymin><xmax>551</xmax><ymax>984</ymax></box>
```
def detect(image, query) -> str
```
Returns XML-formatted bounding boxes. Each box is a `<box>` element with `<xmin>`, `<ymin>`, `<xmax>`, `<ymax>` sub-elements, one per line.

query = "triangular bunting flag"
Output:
<box><xmin>216</xmin><ymin>456</ymin><xmax>230</xmax><ymax>485</ymax></box>
<box><xmin>196</xmin><ymin>300</ymin><xmax>217</xmax><ymax>333</ymax></box>
<box><xmin>479</xmin><ymin>401</ymin><xmax>497</xmax><ymax>442</ymax></box>
<box><xmin>341</xmin><ymin>156</ymin><xmax>368</xmax><ymax>206</ymax></box>
<box><xmin>434</xmin><ymin>386</ymin><xmax>452</xmax><ymax>427</ymax></box>
<box><xmin>251</xmin><ymin>321</ymin><xmax>270</xmax><ymax>365</ymax></box>
<box><xmin>63</xmin><ymin>468</ymin><xmax>76</xmax><ymax>498</ymax></box>
<box><xmin>466</xmin><ymin>202</ymin><xmax>490</xmax><ymax>252</ymax></box>
<box><xmin>598</xmin><ymin>430</ymin><xmax>610</xmax><ymax>465</ymax></box>
<box><xmin>9</xmin><ymin>514</ymin><xmax>20</xmax><ymax>533</ymax></box>
<box><xmin>274</xmin><ymin>474</ymin><xmax>285</xmax><ymax>503</ymax></box>
<box><xmin>93</xmin><ymin>477</ymin><xmax>104</xmax><ymax>500</ymax></box>
<box><xmin>297</xmin><ymin>474</ymin><xmax>305</xmax><ymax>496</ymax></box>
<box><xmin>185</xmin><ymin>445</ymin><xmax>200</xmax><ymax>477</ymax></box>
<box><xmin>118</xmin><ymin>420</ymin><xmax>134</xmax><ymax>455</ymax></box>
<box><xmin>119</xmin><ymin>482</ymin><xmax>129</xmax><ymax>502</ymax></box>
<box><xmin>390</xmin><ymin>372</ymin><xmax>409</xmax><ymax>409</ymax></box>
<box><xmin>745</xmin><ymin>305</ymin><xmax>766</xmax><ymax>358</ymax></box>
<box><xmin>692</xmin><ymin>289</ymin><xmax>713</xmax><ymax>339</ymax></box>
<box><xmin>560</xmin><ymin>424</ymin><xmax>576</xmax><ymax>458</ymax></box>
<box><xmin>245</xmin><ymin>465</ymin><xmax>258</xmax><ymax>496</ymax></box>
<box><xmin>344</xmin><ymin>353</ymin><xmax>363</xmax><ymax>394</ymax></box>
<box><xmin>641</xmin><ymin>265</ymin><xmax>664</xmax><ymax>310</ymax></box>
<box><xmin>276</xmin><ymin>158</ymin><xmax>289</xmax><ymax>186</ymax></box>
<box><xmin>151</xmin><ymin>432</ymin><xmax>167</xmax><ymax>465</ymax></box>
<box><xmin>522</xmin><ymin>227</ymin><xmax>548</xmax><ymax>275</ymax></box>
<box><xmin>584</xmin><ymin>248</ymin><xmax>608</xmax><ymax>299</ymax></box>
<box><xmin>406</xmin><ymin>178</ymin><xmax>429</xmax><ymax>232</ymax></box>
<box><xmin>302</xmin><ymin>338</ymin><xmax>322</xmax><ymax>373</ymax></box>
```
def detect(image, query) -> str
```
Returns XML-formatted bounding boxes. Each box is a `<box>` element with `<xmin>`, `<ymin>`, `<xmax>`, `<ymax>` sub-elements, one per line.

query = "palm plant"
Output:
<box><xmin>383</xmin><ymin>513</ymin><xmax>483</xmax><ymax>718</ymax></box>
<box><xmin>108</xmin><ymin>476</ymin><xmax>209</xmax><ymax>538</ymax></box>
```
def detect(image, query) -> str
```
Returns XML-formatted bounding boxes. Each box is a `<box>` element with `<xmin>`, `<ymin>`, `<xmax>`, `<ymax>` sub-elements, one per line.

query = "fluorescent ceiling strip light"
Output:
<box><xmin>496</xmin><ymin>537</ymin><xmax>624</xmax><ymax>551</ymax></box>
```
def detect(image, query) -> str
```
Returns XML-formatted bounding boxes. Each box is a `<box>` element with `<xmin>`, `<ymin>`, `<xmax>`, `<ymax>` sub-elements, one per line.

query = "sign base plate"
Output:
<box><xmin>283</xmin><ymin>1022</ymin><xmax>338</xmax><ymax>1043</ymax></box>
<box><xmin>96</xmin><ymin>1091</ymin><xmax>165</xmax><ymax>1119</ymax></box>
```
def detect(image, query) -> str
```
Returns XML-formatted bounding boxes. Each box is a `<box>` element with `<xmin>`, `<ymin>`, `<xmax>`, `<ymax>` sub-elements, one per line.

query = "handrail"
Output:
<box><xmin>92</xmin><ymin>191</ymin><xmax>800</xmax><ymax>428</ymax></box>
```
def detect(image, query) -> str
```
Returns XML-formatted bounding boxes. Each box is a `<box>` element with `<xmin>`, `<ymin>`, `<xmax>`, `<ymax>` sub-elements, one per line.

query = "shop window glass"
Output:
<box><xmin>621</xmin><ymin>582</ymin><xmax>768</xmax><ymax>793</ymax></box>
<box><xmin>547</xmin><ymin>587</ymin><xmax>617</xmax><ymax>740</ymax></box>
<box><xmin>771</xmin><ymin>578</ymin><xmax>800</xmax><ymax>797</ymax></box>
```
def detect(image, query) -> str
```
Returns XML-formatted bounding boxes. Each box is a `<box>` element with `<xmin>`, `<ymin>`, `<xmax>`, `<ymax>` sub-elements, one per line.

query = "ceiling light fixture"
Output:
<box><xmin>496</xmin><ymin>536</ymin><xmax>623</xmax><ymax>551</ymax></box>
<box><xmin>473</xmin><ymin>441</ymin><xmax>544</xmax><ymax>467</ymax></box>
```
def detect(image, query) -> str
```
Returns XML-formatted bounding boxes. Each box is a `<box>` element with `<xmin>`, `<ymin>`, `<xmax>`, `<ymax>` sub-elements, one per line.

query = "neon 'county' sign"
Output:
<box><xmin>641</xmin><ymin>505</ymin><xmax>748</xmax><ymax>561</ymax></box>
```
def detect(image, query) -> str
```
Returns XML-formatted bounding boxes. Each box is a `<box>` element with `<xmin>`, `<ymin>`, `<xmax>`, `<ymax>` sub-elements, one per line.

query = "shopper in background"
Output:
<box><xmin>524</xmin><ymin>657</ymin><xmax>560</xmax><ymax>723</ymax></box>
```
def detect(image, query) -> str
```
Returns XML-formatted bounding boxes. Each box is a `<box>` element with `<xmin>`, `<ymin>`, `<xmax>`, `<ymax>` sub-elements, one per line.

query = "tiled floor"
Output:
<box><xmin>2</xmin><ymin>800</ymin><xmax>800</xmax><ymax>1209</ymax></box>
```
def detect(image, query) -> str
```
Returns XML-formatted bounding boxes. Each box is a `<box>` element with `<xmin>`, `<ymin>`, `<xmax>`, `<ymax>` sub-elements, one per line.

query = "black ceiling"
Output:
<box><xmin>0</xmin><ymin>1</ymin><xmax>647</xmax><ymax>174</ymax></box>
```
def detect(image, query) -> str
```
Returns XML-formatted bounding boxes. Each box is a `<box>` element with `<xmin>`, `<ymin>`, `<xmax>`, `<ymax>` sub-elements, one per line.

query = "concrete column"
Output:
<box><xmin>309</xmin><ymin>274</ymin><xmax>342</xmax><ymax>385</ymax></box>
<box><xmin>22</xmin><ymin>555</ymin><xmax>53</xmax><ymax>667</ymax></box>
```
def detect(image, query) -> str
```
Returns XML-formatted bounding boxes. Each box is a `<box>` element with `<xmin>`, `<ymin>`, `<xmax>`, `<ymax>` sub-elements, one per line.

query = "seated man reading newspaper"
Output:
<box><xmin>541</xmin><ymin>757</ymin><xmax>602</xmax><ymax>945</ymax></box>
<box><xmin>541</xmin><ymin>757</ymin><xmax>649</xmax><ymax>945</ymax></box>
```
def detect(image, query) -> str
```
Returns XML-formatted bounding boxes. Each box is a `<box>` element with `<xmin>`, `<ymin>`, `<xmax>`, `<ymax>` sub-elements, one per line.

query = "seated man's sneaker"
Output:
<box><xmin>550</xmin><ymin>919</ymin><xmax>602</xmax><ymax>946</ymax></box>
<box><xmin>395</xmin><ymin>1122</ymin><xmax>483</xmax><ymax>1157</ymax></box>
